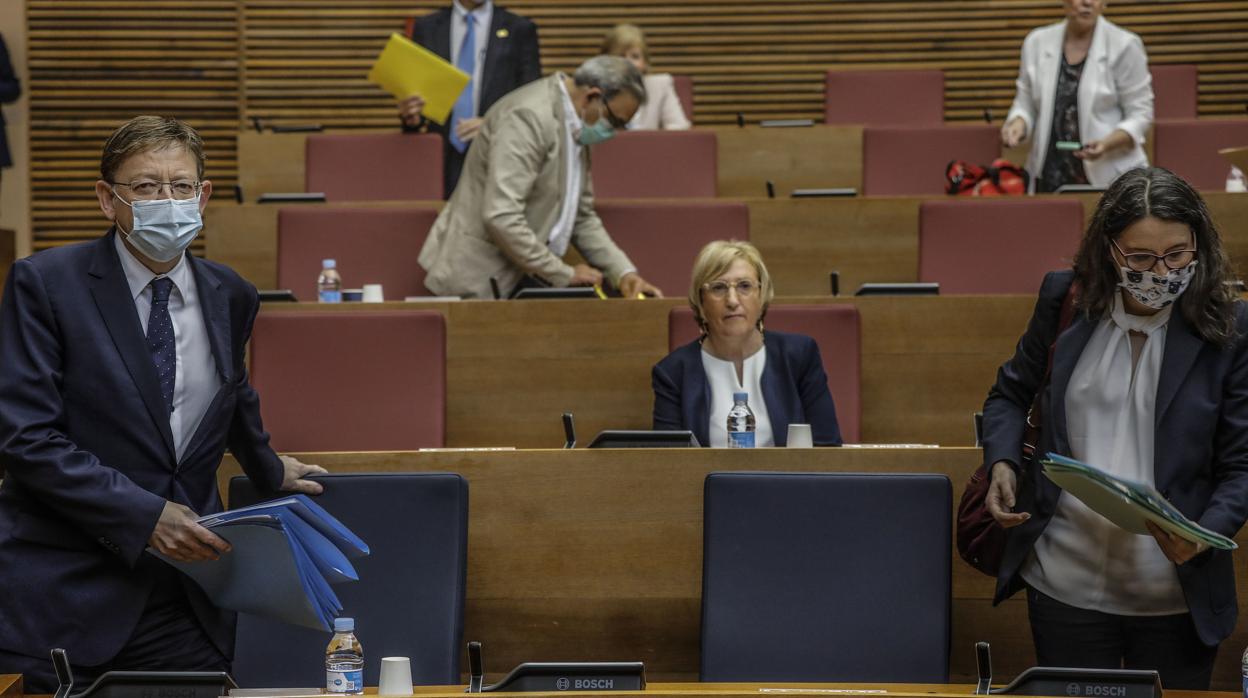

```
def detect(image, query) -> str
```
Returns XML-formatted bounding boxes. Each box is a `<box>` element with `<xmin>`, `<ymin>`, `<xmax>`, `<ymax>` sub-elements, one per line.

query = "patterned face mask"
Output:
<box><xmin>1117</xmin><ymin>260</ymin><xmax>1197</xmax><ymax>310</ymax></box>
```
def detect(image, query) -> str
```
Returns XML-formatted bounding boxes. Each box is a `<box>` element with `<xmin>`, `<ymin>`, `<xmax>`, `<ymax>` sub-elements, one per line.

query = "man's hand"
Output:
<box><xmin>569</xmin><ymin>264</ymin><xmax>604</xmax><ymax>287</ymax></box>
<box><xmin>399</xmin><ymin>94</ymin><xmax>426</xmax><ymax>127</ymax></box>
<box><xmin>149</xmin><ymin>501</ymin><xmax>230</xmax><ymax>562</ymax></box>
<box><xmin>455</xmin><ymin>117</ymin><xmax>484</xmax><ymax>143</ymax></box>
<box><xmin>281</xmin><ymin>455</ymin><xmax>328</xmax><ymax>495</ymax></box>
<box><xmin>618</xmin><ymin>272</ymin><xmax>664</xmax><ymax>299</ymax></box>
<box><xmin>985</xmin><ymin>460</ymin><xmax>1031</xmax><ymax>528</ymax></box>
<box><xmin>1000</xmin><ymin>117</ymin><xmax>1027</xmax><ymax>148</ymax></box>
<box><xmin>1145</xmin><ymin>520</ymin><xmax>1203</xmax><ymax>565</ymax></box>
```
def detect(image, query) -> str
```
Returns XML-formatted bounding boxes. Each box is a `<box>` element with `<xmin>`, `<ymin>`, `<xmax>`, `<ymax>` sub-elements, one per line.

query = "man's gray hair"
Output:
<box><xmin>573</xmin><ymin>55</ymin><xmax>647</xmax><ymax>104</ymax></box>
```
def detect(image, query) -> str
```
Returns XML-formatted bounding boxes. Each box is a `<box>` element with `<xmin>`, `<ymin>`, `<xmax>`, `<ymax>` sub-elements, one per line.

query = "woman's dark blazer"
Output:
<box><xmin>0</xmin><ymin>35</ymin><xmax>20</xmax><ymax>169</ymax></box>
<box><xmin>652</xmin><ymin>330</ymin><xmax>843</xmax><ymax>447</ymax></box>
<box><xmin>982</xmin><ymin>269</ymin><xmax>1248</xmax><ymax>646</ymax></box>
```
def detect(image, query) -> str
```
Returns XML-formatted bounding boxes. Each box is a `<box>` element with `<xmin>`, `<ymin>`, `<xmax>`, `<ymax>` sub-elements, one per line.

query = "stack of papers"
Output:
<box><xmin>1041</xmin><ymin>453</ymin><xmax>1236</xmax><ymax>550</ymax></box>
<box><xmin>152</xmin><ymin>495</ymin><xmax>370</xmax><ymax>631</ymax></box>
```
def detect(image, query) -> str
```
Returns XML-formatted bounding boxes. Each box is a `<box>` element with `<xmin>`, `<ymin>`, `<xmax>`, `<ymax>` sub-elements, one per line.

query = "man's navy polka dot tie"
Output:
<box><xmin>147</xmin><ymin>277</ymin><xmax>176</xmax><ymax>414</ymax></box>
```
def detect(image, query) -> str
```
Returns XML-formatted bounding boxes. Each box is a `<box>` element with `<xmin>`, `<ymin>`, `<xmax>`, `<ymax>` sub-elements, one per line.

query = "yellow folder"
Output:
<box><xmin>367</xmin><ymin>33</ymin><xmax>471</xmax><ymax>125</ymax></box>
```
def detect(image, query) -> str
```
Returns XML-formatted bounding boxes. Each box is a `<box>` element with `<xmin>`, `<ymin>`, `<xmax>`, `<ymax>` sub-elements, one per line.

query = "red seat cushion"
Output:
<box><xmin>305</xmin><ymin>133</ymin><xmax>443</xmax><ymax>201</ymax></box>
<box><xmin>919</xmin><ymin>198</ymin><xmax>1084</xmax><ymax>294</ymax></box>
<box><xmin>250</xmin><ymin>311</ymin><xmax>446</xmax><ymax>451</ymax></box>
<box><xmin>672</xmin><ymin>74</ymin><xmax>695</xmax><ymax>124</ymax></box>
<box><xmin>863</xmin><ymin>125</ymin><xmax>1000</xmax><ymax>196</ymax></box>
<box><xmin>596</xmin><ymin>200</ymin><xmax>748</xmax><ymax>297</ymax></box>
<box><xmin>1153</xmin><ymin>118</ymin><xmax>1248</xmax><ymax>191</ymax></box>
<box><xmin>825</xmin><ymin>70</ymin><xmax>944</xmax><ymax>127</ymax></box>
<box><xmin>277</xmin><ymin>206</ymin><xmax>439</xmax><ymax>301</ymax></box>
<box><xmin>591</xmin><ymin>131</ymin><xmax>717</xmax><ymax>198</ymax></box>
<box><xmin>1149</xmin><ymin>65</ymin><xmax>1198</xmax><ymax>120</ymax></box>
<box><xmin>668</xmin><ymin>304</ymin><xmax>861</xmax><ymax>442</ymax></box>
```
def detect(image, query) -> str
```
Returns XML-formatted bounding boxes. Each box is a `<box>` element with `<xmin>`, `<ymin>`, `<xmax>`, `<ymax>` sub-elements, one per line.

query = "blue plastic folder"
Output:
<box><xmin>152</xmin><ymin>495</ymin><xmax>370</xmax><ymax>631</ymax></box>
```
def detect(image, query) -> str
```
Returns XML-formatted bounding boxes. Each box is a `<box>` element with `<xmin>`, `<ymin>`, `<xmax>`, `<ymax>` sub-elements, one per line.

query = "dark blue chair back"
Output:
<box><xmin>700</xmin><ymin>472</ymin><xmax>951</xmax><ymax>682</ymax></box>
<box><xmin>228</xmin><ymin>473</ymin><xmax>468</xmax><ymax>687</ymax></box>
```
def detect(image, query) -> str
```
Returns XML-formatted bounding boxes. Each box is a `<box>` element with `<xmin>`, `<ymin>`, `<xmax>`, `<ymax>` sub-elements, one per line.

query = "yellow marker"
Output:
<box><xmin>496</xmin><ymin>28</ymin><xmax>510</xmax><ymax>38</ymax></box>
<box><xmin>636</xmin><ymin>292</ymin><xmax>647</xmax><ymax>300</ymax></box>
<box><xmin>593</xmin><ymin>284</ymin><xmax>608</xmax><ymax>300</ymax></box>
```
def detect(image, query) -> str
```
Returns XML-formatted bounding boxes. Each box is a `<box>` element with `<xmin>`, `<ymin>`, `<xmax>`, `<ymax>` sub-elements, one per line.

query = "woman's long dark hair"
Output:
<box><xmin>1071</xmin><ymin>167</ymin><xmax>1238</xmax><ymax>346</ymax></box>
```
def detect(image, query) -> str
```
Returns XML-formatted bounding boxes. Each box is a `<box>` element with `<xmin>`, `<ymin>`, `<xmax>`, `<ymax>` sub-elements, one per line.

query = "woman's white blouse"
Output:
<box><xmin>702</xmin><ymin>345</ymin><xmax>774</xmax><ymax>448</ymax></box>
<box><xmin>1021</xmin><ymin>294</ymin><xmax>1186</xmax><ymax>615</ymax></box>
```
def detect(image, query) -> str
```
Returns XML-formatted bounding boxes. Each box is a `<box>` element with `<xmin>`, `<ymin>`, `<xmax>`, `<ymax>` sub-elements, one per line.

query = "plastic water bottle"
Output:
<box><xmin>1227</xmin><ymin>166</ymin><xmax>1247</xmax><ymax>193</ymax></box>
<box><xmin>326</xmin><ymin>617</ymin><xmax>363</xmax><ymax>694</ymax></box>
<box><xmin>727</xmin><ymin>391</ymin><xmax>756</xmax><ymax>448</ymax></box>
<box><xmin>318</xmin><ymin>258</ymin><xmax>343</xmax><ymax>303</ymax></box>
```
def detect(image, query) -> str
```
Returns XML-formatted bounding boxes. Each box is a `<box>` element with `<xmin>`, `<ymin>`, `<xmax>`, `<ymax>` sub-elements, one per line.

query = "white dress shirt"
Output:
<box><xmin>114</xmin><ymin>234</ymin><xmax>222</xmax><ymax>462</ymax></box>
<box><xmin>702</xmin><ymin>345</ymin><xmax>775</xmax><ymax>448</ymax></box>
<box><xmin>548</xmin><ymin>77</ymin><xmax>584</xmax><ymax>257</ymax></box>
<box><xmin>451</xmin><ymin>0</ymin><xmax>493</xmax><ymax>117</ymax></box>
<box><xmin>1021</xmin><ymin>294</ymin><xmax>1186</xmax><ymax>615</ymax></box>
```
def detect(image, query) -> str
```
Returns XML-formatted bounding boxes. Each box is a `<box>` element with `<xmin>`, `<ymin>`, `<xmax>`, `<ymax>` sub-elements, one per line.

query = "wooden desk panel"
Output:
<box><xmin>714</xmin><ymin>125</ymin><xmax>863</xmax><ymax>198</ymax></box>
<box><xmin>216</xmin><ymin>448</ymin><xmax>1248</xmax><ymax>690</ymax></box>
<box><xmin>0</xmin><ymin>675</ymin><xmax>19</xmax><ymax>698</ymax></box>
<box><xmin>237</xmin><ymin>131</ymin><xmax>308</xmax><ymax>198</ymax></box>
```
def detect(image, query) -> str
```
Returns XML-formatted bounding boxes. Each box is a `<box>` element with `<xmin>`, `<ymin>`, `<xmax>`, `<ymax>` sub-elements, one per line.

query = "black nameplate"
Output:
<box><xmin>993</xmin><ymin>667</ymin><xmax>1162</xmax><ymax>698</ymax></box>
<box><xmin>69</xmin><ymin>671</ymin><xmax>236</xmax><ymax>698</ymax></box>
<box><xmin>479</xmin><ymin>662</ymin><xmax>645</xmax><ymax>692</ymax></box>
<box><xmin>854</xmin><ymin>282</ymin><xmax>940</xmax><ymax>296</ymax></box>
<box><xmin>256</xmin><ymin>192</ymin><xmax>326</xmax><ymax>204</ymax></box>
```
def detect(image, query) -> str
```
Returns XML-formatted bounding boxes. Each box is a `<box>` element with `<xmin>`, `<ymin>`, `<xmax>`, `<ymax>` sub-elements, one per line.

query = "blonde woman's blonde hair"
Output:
<box><xmin>688</xmin><ymin>240</ymin><xmax>775</xmax><ymax>333</ymax></box>
<box><xmin>600</xmin><ymin>23</ymin><xmax>649</xmax><ymax>64</ymax></box>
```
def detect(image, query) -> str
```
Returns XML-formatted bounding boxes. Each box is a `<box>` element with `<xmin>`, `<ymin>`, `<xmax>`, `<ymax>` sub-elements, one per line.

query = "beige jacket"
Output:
<box><xmin>419</xmin><ymin>73</ymin><xmax>636</xmax><ymax>299</ymax></box>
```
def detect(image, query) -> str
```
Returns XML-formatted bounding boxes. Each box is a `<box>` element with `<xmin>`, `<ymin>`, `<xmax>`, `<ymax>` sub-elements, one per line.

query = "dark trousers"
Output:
<box><xmin>0</xmin><ymin>567</ymin><xmax>229</xmax><ymax>694</ymax></box>
<box><xmin>1026</xmin><ymin>586</ymin><xmax>1218</xmax><ymax>690</ymax></box>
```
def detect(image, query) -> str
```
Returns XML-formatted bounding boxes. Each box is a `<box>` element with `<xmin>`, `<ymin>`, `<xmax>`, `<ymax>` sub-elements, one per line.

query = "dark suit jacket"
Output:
<box><xmin>0</xmin><ymin>34</ymin><xmax>21</xmax><ymax>168</ymax></box>
<box><xmin>0</xmin><ymin>231</ymin><xmax>285</xmax><ymax>665</ymax></box>
<box><xmin>652</xmin><ymin>330</ymin><xmax>843</xmax><ymax>447</ymax></box>
<box><xmin>982</xmin><ymin>269</ymin><xmax>1248</xmax><ymax>646</ymax></box>
<box><xmin>405</xmin><ymin>5</ymin><xmax>542</xmax><ymax>197</ymax></box>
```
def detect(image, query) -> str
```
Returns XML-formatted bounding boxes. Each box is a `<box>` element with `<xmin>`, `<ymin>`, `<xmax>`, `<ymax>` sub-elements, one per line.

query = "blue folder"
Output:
<box><xmin>151</xmin><ymin>494</ymin><xmax>369</xmax><ymax>631</ymax></box>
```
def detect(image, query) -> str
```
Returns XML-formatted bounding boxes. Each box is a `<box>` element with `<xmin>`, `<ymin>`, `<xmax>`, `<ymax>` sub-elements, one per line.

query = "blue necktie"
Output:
<box><xmin>448</xmin><ymin>13</ymin><xmax>477</xmax><ymax>154</ymax></box>
<box><xmin>147</xmin><ymin>277</ymin><xmax>176</xmax><ymax>415</ymax></box>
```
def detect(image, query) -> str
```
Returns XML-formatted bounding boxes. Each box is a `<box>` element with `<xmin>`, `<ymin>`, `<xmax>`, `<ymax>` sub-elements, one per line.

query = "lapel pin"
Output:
<box><xmin>496</xmin><ymin>28</ymin><xmax>509</xmax><ymax>38</ymax></box>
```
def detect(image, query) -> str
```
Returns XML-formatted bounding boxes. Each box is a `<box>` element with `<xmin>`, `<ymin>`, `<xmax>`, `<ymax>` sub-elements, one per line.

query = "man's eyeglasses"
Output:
<box><xmin>1112</xmin><ymin>239</ymin><xmax>1196</xmax><ymax>273</ymax></box>
<box><xmin>601</xmin><ymin>99</ymin><xmax>628</xmax><ymax>130</ymax></box>
<box><xmin>703</xmin><ymin>279</ymin><xmax>759</xmax><ymax>299</ymax></box>
<box><xmin>112</xmin><ymin>179</ymin><xmax>202</xmax><ymax>200</ymax></box>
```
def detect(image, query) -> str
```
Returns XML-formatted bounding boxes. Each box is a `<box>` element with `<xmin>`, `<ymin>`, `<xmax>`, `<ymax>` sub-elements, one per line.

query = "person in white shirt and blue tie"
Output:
<box><xmin>398</xmin><ymin>1</ymin><xmax>542</xmax><ymax>198</ymax></box>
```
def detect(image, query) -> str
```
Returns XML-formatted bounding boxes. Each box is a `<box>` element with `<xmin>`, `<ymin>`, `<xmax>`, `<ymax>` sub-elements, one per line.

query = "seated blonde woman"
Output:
<box><xmin>601</xmin><ymin>23</ymin><xmax>691</xmax><ymax>130</ymax></box>
<box><xmin>651</xmin><ymin>241</ymin><xmax>842</xmax><ymax>447</ymax></box>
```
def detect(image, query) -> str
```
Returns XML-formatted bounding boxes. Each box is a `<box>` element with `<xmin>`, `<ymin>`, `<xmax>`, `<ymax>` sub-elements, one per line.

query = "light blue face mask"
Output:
<box><xmin>114</xmin><ymin>192</ymin><xmax>203</xmax><ymax>263</ymax></box>
<box><xmin>577</xmin><ymin>100</ymin><xmax>617</xmax><ymax>146</ymax></box>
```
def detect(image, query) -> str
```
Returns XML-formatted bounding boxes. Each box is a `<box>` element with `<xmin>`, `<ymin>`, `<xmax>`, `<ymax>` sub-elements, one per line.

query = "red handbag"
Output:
<box><xmin>957</xmin><ymin>282</ymin><xmax>1078</xmax><ymax>576</ymax></box>
<box><xmin>946</xmin><ymin>158</ymin><xmax>1029</xmax><ymax>196</ymax></box>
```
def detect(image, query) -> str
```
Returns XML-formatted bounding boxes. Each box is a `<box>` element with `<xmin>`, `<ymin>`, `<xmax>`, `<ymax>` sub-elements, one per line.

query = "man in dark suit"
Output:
<box><xmin>0</xmin><ymin>116</ymin><xmax>327</xmax><ymax>692</ymax></box>
<box><xmin>399</xmin><ymin>1</ymin><xmax>541</xmax><ymax>198</ymax></box>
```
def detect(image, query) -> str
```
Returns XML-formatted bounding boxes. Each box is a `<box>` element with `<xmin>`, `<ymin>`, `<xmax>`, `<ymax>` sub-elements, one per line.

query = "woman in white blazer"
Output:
<box><xmin>1002</xmin><ymin>0</ymin><xmax>1153</xmax><ymax>191</ymax></box>
<box><xmin>601</xmin><ymin>24</ymin><xmax>691</xmax><ymax>131</ymax></box>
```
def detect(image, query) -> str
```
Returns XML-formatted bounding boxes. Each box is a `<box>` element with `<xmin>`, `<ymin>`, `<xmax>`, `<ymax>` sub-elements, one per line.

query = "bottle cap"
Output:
<box><xmin>323</xmin><ymin>258</ymin><xmax>337</xmax><ymax>269</ymax></box>
<box><xmin>334</xmin><ymin>617</ymin><xmax>354</xmax><ymax>632</ymax></box>
<box><xmin>733</xmin><ymin>391</ymin><xmax>748</xmax><ymax>402</ymax></box>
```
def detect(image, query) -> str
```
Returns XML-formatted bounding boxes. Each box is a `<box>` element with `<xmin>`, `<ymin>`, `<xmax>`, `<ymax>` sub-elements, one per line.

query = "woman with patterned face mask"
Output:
<box><xmin>978</xmin><ymin>167</ymin><xmax>1247</xmax><ymax>689</ymax></box>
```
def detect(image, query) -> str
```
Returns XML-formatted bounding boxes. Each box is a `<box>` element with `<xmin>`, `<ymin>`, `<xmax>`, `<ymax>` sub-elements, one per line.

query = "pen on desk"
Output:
<box><xmin>593</xmin><ymin>284</ymin><xmax>608</xmax><ymax>300</ymax></box>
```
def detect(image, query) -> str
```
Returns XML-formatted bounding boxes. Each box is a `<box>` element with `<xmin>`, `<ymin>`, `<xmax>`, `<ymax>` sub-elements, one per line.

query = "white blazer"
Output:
<box><xmin>629</xmin><ymin>73</ymin><xmax>691</xmax><ymax>131</ymax></box>
<box><xmin>1006</xmin><ymin>16</ymin><xmax>1153</xmax><ymax>188</ymax></box>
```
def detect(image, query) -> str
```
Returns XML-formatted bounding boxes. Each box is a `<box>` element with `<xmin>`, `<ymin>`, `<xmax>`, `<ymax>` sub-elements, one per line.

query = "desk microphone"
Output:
<box><xmin>562</xmin><ymin>413</ymin><xmax>577</xmax><ymax>448</ymax></box>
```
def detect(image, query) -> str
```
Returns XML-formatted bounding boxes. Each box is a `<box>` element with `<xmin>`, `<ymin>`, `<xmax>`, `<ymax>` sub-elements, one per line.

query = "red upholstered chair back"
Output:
<box><xmin>918</xmin><ymin>198</ymin><xmax>1084</xmax><ymax>294</ymax></box>
<box><xmin>825</xmin><ymin>69</ymin><xmax>945</xmax><ymax>126</ymax></box>
<box><xmin>591</xmin><ymin>130</ymin><xmax>718</xmax><ymax>198</ymax></box>
<box><xmin>668</xmin><ymin>304</ymin><xmax>862</xmax><ymax>443</ymax></box>
<box><xmin>862</xmin><ymin>125</ymin><xmax>1000</xmax><ymax>196</ymax></box>
<box><xmin>595</xmin><ymin>200</ymin><xmax>748</xmax><ymax>297</ymax></box>
<box><xmin>250</xmin><ymin>311</ymin><xmax>446</xmax><ymax>451</ymax></box>
<box><xmin>305</xmin><ymin>133</ymin><xmax>443</xmax><ymax>201</ymax></box>
<box><xmin>1153</xmin><ymin>118</ymin><xmax>1248</xmax><ymax>191</ymax></box>
<box><xmin>1150</xmin><ymin>65</ymin><xmax>1198</xmax><ymax>120</ymax></box>
<box><xmin>277</xmin><ymin>207</ymin><xmax>439</xmax><ymax>301</ymax></box>
<box><xmin>672</xmin><ymin>74</ymin><xmax>695</xmax><ymax>124</ymax></box>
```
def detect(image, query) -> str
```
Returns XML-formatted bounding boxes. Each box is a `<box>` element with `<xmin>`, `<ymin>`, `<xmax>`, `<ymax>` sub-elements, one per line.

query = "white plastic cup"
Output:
<box><xmin>362</xmin><ymin>284</ymin><xmax>385</xmax><ymax>303</ymax></box>
<box><xmin>378</xmin><ymin>656</ymin><xmax>413</xmax><ymax>695</ymax></box>
<box><xmin>786</xmin><ymin>423</ymin><xmax>813</xmax><ymax>448</ymax></box>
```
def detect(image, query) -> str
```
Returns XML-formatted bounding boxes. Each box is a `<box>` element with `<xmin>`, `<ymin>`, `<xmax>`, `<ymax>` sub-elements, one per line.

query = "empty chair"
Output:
<box><xmin>863</xmin><ymin>125</ymin><xmax>999</xmax><ymax>195</ymax></box>
<box><xmin>919</xmin><ymin>198</ymin><xmax>1084</xmax><ymax>294</ymax></box>
<box><xmin>596</xmin><ymin>200</ymin><xmax>747</xmax><ymax>296</ymax></box>
<box><xmin>305</xmin><ymin>133</ymin><xmax>443</xmax><ymax>201</ymax></box>
<box><xmin>825</xmin><ymin>69</ymin><xmax>944</xmax><ymax>127</ymax></box>
<box><xmin>1150</xmin><ymin>64</ymin><xmax>1198</xmax><ymax>120</ymax></box>
<box><xmin>591</xmin><ymin>130</ymin><xmax>717</xmax><ymax>198</ymax></box>
<box><xmin>701</xmin><ymin>472</ymin><xmax>951</xmax><ymax>682</ymax></box>
<box><xmin>672</xmin><ymin>74</ymin><xmax>695</xmax><ymax>124</ymax></box>
<box><xmin>277</xmin><ymin>207</ymin><xmax>439</xmax><ymax>301</ymax></box>
<box><xmin>669</xmin><ymin>304</ymin><xmax>861</xmax><ymax>442</ymax></box>
<box><xmin>230</xmin><ymin>473</ymin><xmax>468</xmax><ymax>688</ymax></box>
<box><xmin>249</xmin><ymin>311</ymin><xmax>446</xmax><ymax>451</ymax></box>
<box><xmin>1153</xmin><ymin>118</ymin><xmax>1248</xmax><ymax>191</ymax></box>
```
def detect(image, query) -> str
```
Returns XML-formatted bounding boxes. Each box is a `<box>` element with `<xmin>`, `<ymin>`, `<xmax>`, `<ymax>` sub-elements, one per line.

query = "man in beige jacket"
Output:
<box><xmin>418</xmin><ymin>55</ymin><xmax>664</xmax><ymax>299</ymax></box>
